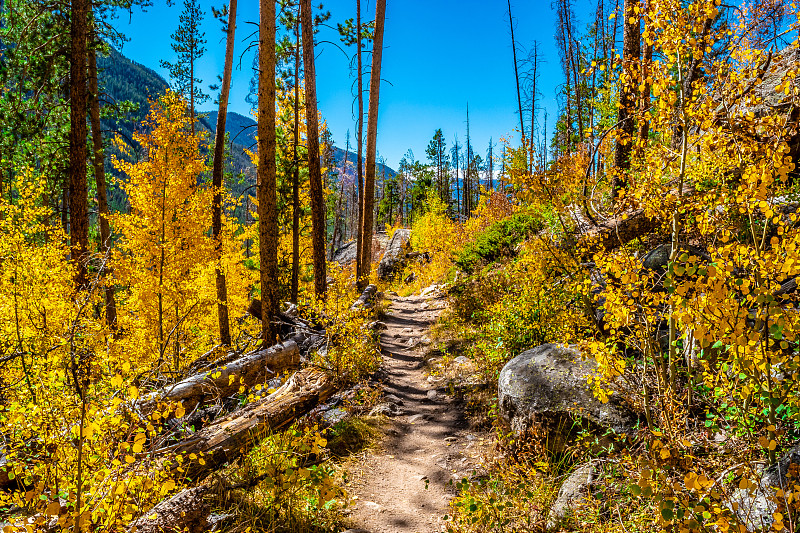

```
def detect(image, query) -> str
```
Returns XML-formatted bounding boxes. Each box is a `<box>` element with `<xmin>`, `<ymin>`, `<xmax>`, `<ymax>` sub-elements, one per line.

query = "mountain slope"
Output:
<box><xmin>96</xmin><ymin>46</ymin><xmax>395</xmax><ymax>213</ymax></box>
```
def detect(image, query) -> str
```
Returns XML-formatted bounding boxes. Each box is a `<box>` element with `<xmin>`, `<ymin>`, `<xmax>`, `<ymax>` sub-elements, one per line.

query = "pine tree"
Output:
<box><xmin>426</xmin><ymin>129</ymin><xmax>449</xmax><ymax>204</ymax></box>
<box><xmin>210</xmin><ymin>0</ymin><xmax>237</xmax><ymax>346</ymax></box>
<box><xmin>300</xmin><ymin>0</ymin><xmax>327</xmax><ymax>298</ymax></box>
<box><xmin>358</xmin><ymin>0</ymin><xmax>386</xmax><ymax>290</ymax></box>
<box><xmin>612</xmin><ymin>0</ymin><xmax>641</xmax><ymax>196</ymax></box>
<box><xmin>258</xmin><ymin>0</ymin><xmax>278</xmax><ymax>342</ymax></box>
<box><xmin>160</xmin><ymin>0</ymin><xmax>208</xmax><ymax>132</ymax></box>
<box><xmin>70</xmin><ymin>0</ymin><xmax>89</xmax><ymax>288</ymax></box>
<box><xmin>88</xmin><ymin>26</ymin><xmax>117</xmax><ymax>326</ymax></box>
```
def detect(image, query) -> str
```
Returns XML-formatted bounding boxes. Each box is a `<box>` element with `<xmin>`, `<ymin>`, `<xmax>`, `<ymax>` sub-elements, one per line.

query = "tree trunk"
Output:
<box><xmin>137</xmin><ymin>340</ymin><xmax>300</xmax><ymax>417</ymax></box>
<box><xmin>128</xmin><ymin>484</ymin><xmax>213</xmax><ymax>533</ymax></box>
<box><xmin>358</xmin><ymin>0</ymin><xmax>385</xmax><ymax>290</ymax></box>
<box><xmin>211</xmin><ymin>0</ymin><xmax>237</xmax><ymax>346</ymax></box>
<box><xmin>70</xmin><ymin>0</ymin><xmax>89</xmax><ymax>288</ymax></box>
<box><xmin>669</xmin><ymin>15</ymin><xmax>714</xmax><ymax>151</ymax></box>
<box><xmin>355</xmin><ymin>0</ymin><xmax>365</xmax><ymax>284</ymax></box>
<box><xmin>292</xmin><ymin>15</ymin><xmax>301</xmax><ymax>303</ymax></box>
<box><xmin>507</xmin><ymin>0</ymin><xmax>526</xmax><ymax>150</ymax></box>
<box><xmin>612</xmin><ymin>0</ymin><xmax>640</xmax><ymax>198</ymax></box>
<box><xmin>257</xmin><ymin>0</ymin><xmax>278</xmax><ymax>342</ymax></box>
<box><xmin>300</xmin><ymin>0</ymin><xmax>327</xmax><ymax>298</ymax></box>
<box><xmin>638</xmin><ymin>0</ymin><xmax>653</xmax><ymax>150</ymax></box>
<box><xmin>87</xmin><ymin>34</ymin><xmax>117</xmax><ymax>327</ymax></box>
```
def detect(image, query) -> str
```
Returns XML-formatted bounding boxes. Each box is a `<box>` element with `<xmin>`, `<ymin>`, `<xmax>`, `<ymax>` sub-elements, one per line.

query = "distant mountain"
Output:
<box><xmin>96</xmin><ymin>46</ymin><xmax>394</xmax><ymax>213</ymax></box>
<box><xmin>201</xmin><ymin>110</ymin><xmax>397</xmax><ymax>181</ymax></box>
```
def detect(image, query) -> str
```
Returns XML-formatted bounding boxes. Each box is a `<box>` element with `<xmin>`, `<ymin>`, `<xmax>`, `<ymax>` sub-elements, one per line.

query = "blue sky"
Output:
<box><xmin>112</xmin><ymin>0</ymin><xmax>604</xmax><ymax>170</ymax></box>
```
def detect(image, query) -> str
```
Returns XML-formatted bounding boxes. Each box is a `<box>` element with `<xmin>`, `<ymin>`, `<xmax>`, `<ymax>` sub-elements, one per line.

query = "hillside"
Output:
<box><xmin>97</xmin><ymin>47</ymin><xmax>394</xmax><ymax>213</ymax></box>
<box><xmin>202</xmin><ymin>109</ymin><xmax>398</xmax><ymax>180</ymax></box>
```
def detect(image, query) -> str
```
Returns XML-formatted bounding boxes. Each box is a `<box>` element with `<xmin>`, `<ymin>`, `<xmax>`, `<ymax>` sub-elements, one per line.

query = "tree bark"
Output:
<box><xmin>358</xmin><ymin>0</ymin><xmax>385</xmax><ymax>290</ymax></box>
<box><xmin>355</xmin><ymin>0</ymin><xmax>365</xmax><ymax>284</ymax></box>
<box><xmin>128</xmin><ymin>484</ymin><xmax>213</xmax><ymax>533</ymax></box>
<box><xmin>70</xmin><ymin>0</ymin><xmax>89</xmax><ymax>288</ymax></box>
<box><xmin>638</xmin><ymin>1</ymin><xmax>653</xmax><ymax>150</ymax></box>
<box><xmin>292</xmin><ymin>14</ymin><xmax>301</xmax><ymax>303</ymax></box>
<box><xmin>257</xmin><ymin>0</ymin><xmax>278</xmax><ymax>342</ymax></box>
<box><xmin>300</xmin><ymin>0</ymin><xmax>327</xmax><ymax>299</ymax></box>
<box><xmin>87</xmin><ymin>33</ymin><xmax>117</xmax><ymax>327</ymax></box>
<box><xmin>211</xmin><ymin>0</ymin><xmax>237</xmax><ymax>346</ymax></box>
<box><xmin>612</xmin><ymin>0</ymin><xmax>640</xmax><ymax>198</ymax></box>
<box><xmin>137</xmin><ymin>340</ymin><xmax>300</xmax><ymax>416</ymax></box>
<box><xmin>169</xmin><ymin>367</ymin><xmax>337</xmax><ymax>479</ymax></box>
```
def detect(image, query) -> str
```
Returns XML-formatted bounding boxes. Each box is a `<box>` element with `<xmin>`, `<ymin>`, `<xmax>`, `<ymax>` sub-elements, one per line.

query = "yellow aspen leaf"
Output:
<box><xmin>45</xmin><ymin>502</ymin><xmax>61</xmax><ymax>516</ymax></box>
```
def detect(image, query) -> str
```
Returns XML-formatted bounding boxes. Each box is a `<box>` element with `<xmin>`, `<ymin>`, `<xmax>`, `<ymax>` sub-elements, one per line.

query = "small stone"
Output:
<box><xmin>322</xmin><ymin>407</ymin><xmax>348</xmax><ymax>425</ymax></box>
<box><xmin>420</xmin><ymin>284</ymin><xmax>439</xmax><ymax>297</ymax></box>
<box><xmin>444</xmin><ymin>436</ymin><xmax>458</xmax><ymax>443</ymax></box>
<box><xmin>453</xmin><ymin>356</ymin><xmax>470</xmax><ymax>365</ymax></box>
<box><xmin>384</xmin><ymin>394</ymin><xmax>404</xmax><ymax>405</ymax></box>
<box><xmin>426</xmin><ymin>390</ymin><xmax>439</xmax><ymax>400</ymax></box>
<box><xmin>364</xmin><ymin>501</ymin><xmax>381</xmax><ymax>511</ymax></box>
<box><xmin>369</xmin><ymin>403</ymin><xmax>402</xmax><ymax>417</ymax></box>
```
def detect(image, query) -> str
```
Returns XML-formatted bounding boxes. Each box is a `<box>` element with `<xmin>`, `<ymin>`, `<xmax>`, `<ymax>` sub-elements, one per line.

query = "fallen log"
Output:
<box><xmin>128</xmin><ymin>366</ymin><xmax>338</xmax><ymax>532</ymax></box>
<box><xmin>128</xmin><ymin>484</ymin><xmax>213</xmax><ymax>533</ymax></box>
<box><xmin>165</xmin><ymin>366</ymin><xmax>337</xmax><ymax>480</ymax></box>
<box><xmin>351</xmin><ymin>284</ymin><xmax>378</xmax><ymax>310</ymax></box>
<box><xmin>578</xmin><ymin>208</ymin><xmax>659</xmax><ymax>256</ymax></box>
<box><xmin>136</xmin><ymin>340</ymin><xmax>300</xmax><ymax>417</ymax></box>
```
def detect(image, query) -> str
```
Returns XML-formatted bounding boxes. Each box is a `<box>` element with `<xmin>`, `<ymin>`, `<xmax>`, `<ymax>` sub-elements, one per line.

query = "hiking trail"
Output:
<box><xmin>344</xmin><ymin>290</ymin><xmax>489</xmax><ymax>533</ymax></box>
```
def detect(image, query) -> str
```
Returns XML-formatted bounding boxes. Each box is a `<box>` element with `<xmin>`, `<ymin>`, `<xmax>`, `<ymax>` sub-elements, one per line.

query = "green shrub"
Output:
<box><xmin>454</xmin><ymin>212</ymin><xmax>542</xmax><ymax>274</ymax></box>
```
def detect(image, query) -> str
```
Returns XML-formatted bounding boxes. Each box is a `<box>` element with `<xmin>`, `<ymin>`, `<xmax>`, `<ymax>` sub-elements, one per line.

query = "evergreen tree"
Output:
<box><xmin>210</xmin><ymin>0</ymin><xmax>238</xmax><ymax>346</ymax></box>
<box><xmin>425</xmin><ymin>129</ymin><xmax>449</xmax><ymax>205</ymax></box>
<box><xmin>358</xmin><ymin>0</ymin><xmax>385</xmax><ymax>290</ymax></box>
<box><xmin>160</xmin><ymin>0</ymin><xmax>208</xmax><ymax>131</ymax></box>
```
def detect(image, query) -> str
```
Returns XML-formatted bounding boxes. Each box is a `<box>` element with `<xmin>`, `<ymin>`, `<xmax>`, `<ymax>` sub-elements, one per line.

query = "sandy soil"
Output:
<box><xmin>344</xmin><ymin>292</ymin><xmax>489</xmax><ymax>533</ymax></box>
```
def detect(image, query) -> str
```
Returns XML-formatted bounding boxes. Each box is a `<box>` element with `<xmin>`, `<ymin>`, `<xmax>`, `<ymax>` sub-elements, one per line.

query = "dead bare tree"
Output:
<box><xmin>358</xmin><ymin>0</ymin><xmax>385</xmax><ymax>290</ymax></box>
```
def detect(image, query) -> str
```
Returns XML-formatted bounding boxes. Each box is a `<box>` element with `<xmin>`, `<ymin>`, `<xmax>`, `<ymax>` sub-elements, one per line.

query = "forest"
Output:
<box><xmin>0</xmin><ymin>0</ymin><xmax>799</xmax><ymax>531</ymax></box>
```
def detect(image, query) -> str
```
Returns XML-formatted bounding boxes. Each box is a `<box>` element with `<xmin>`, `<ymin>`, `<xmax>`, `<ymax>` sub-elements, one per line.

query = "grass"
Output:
<box><xmin>326</xmin><ymin>417</ymin><xmax>381</xmax><ymax>459</ymax></box>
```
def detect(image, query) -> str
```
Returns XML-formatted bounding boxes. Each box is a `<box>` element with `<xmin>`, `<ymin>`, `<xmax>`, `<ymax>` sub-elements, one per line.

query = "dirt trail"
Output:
<box><xmin>345</xmin><ymin>292</ymin><xmax>487</xmax><ymax>533</ymax></box>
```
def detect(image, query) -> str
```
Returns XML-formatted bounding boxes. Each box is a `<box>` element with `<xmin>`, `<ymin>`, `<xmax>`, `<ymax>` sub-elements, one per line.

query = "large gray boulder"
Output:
<box><xmin>377</xmin><ymin>229</ymin><xmax>411</xmax><ymax>281</ymax></box>
<box><xmin>332</xmin><ymin>240</ymin><xmax>358</xmax><ymax>265</ymax></box>
<box><xmin>729</xmin><ymin>443</ymin><xmax>800</xmax><ymax>531</ymax></box>
<box><xmin>498</xmin><ymin>344</ymin><xmax>637</xmax><ymax>450</ymax></box>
